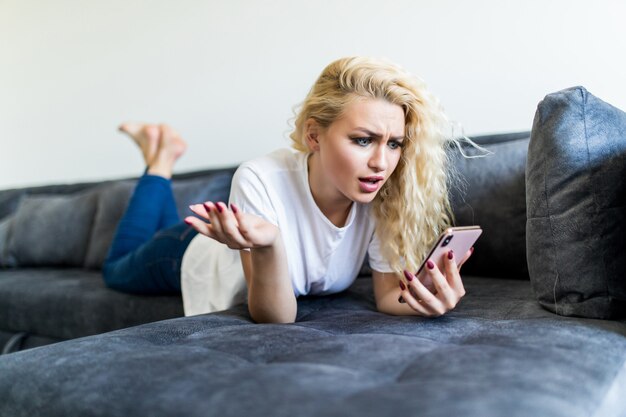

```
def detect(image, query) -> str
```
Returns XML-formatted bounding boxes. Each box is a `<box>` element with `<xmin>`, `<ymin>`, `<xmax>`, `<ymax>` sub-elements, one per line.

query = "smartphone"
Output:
<box><xmin>416</xmin><ymin>226</ymin><xmax>482</xmax><ymax>278</ymax></box>
<box><xmin>400</xmin><ymin>226</ymin><xmax>482</xmax><ymax>302</ymax></box>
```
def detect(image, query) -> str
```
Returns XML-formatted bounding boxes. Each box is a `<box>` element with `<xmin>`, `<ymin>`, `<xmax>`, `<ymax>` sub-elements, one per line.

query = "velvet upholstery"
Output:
<box><xmin>0</xmin><ymin>167</ymin><xmax>236</xmax><ymax>348</ymax></box>
<box><xmin>83</xmin><ymin>181</ymin><xmax>135</xmax><ymax>269</ymax></box>
<box><xmin>0</xmin><ymin>133</ymin><xmax>533</xmax><ymax>350</ymax></box>
<box><xmin>0</xmin><ymin>216</ymin><xmax>16</xmax><ymax>267</ymax></box>
<box><xmin>0</xmin><ymin>268</ymin><xmax>183</xmax><ymax>340</ymax></box>
<box><xmin>449</xmin><ymin>132</ymin><xmax>530</xmax><ymax>279</ymax></box>
<box><xmin>0</xmin><ymin>277</ymin><xmax>625</xmax><ymax>417</ymax></box>
<box><xmin>84</xmin><ymin>171</ymin><xmax>235</xmax><ymax>269</ymax></box>
<box><xmin>2</xmin><ymin>131</ymin><xmax>626</xmax><ymax>416</ymax></box>
<box><xmin>527</xmin><ymin>86</ymin><xmax>626</xmax><ymax>319</ymax></box>
<box><xmin>7</xmin><ymin>191</ymin><xmax>98</xmax><ymax>266</ymax></box>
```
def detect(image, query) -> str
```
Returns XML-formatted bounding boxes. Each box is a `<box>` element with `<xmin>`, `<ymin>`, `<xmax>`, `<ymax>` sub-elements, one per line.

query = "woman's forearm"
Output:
<box><xmin>372</xmin><ymin>271</ymin><xmax>422</xmax><ymax>316</ymax></box>
<box><xmin>377</xmin><ymin>292</ymin><xmax>422</xmax><ymax>316</ymax></box>
<box><xmin>247</xmin><ymin>236</ymin><xmax>296</xmax><ymax>323</ymax></box>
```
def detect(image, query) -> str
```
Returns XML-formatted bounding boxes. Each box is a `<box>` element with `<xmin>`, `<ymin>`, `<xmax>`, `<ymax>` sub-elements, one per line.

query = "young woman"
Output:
<box><xmin>103</xmin><ymin>56</ymin><xmax>473</xmax><ymax>323</ymax></box>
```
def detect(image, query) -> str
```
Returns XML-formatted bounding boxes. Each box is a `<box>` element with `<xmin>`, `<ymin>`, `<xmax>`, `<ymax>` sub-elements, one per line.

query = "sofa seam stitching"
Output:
<box><xmin>580</xmin><ymin>88</ymin><xmax>611</xmax><ymax>308</ymax></box>
<box><xmin>543</xmin><ymin>129</ymin><xmax>560</xmax><ymax>315</ymax></box>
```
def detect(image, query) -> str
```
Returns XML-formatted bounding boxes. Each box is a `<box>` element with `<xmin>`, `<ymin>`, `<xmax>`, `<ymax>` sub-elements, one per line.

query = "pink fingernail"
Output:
<box><xmin>470</xmin><ymin>247</ymin><xmax>475</xmax><ymax>253</ymax></box>
<box><xmin>427</xmin><ymin>260</ymin><xmax>435</xmax><ymax>270</ymax></box>
<box><xmin>203</xmin><ymin>203</ymin><xmax>211</xmax><ymax>213</ymax></box>
<box><xmin>399</xmin><ymin>281</ymin><xmax>406</xmax><ymax>291</ymax></box>
<box><xmin>184</xmin><ymin>218</ymin><xmax>192</xmax><ymax>225</ymax></box>
<box><xmin>448</xmin><ymin>250</ymin><xmax>454</xmax><ymax>260</ymax></box>
<box><xmin>231</xmin><ymin>203</ymin><xmax>238</xmax><ymax>214</ymax></box>
<box><xmin>216</xmin><ymin>203</ymin><xmax>223</xmax><ymax>213</ymax></box>
<box><xmin>403</xmin><ymin>270</ymin><xmax>413</xmax><ymax>281</ymax></box>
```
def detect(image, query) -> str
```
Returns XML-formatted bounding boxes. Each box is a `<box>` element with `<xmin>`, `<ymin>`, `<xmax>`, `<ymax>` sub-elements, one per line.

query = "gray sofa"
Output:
<box><xmin>1</xmin><ymin>87</ymin><xmax>625</xmax><ymax>417</ymax></box>
<box><xmin>0</xmin><ymin>167</ymin><xmax>236</xmax><ymax>352</ymax></box>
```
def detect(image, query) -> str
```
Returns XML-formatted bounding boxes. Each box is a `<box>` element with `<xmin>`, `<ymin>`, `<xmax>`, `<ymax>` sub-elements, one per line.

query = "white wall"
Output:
<box><xmin>1</xmin><ymin>0</ymin><xmax>625</xmax><ymax>189</ymax></box>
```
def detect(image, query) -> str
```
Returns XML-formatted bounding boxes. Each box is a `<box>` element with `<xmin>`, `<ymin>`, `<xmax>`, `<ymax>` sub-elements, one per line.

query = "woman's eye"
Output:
<box><xmin>388</xmin><ymin>140</ymin><xmax>404</xmax><ymax>150</ymax></box>
<box><xmin>353</xmin><ymin>137</ymin><xmax>372</xmax><ymax>146</ymax></box>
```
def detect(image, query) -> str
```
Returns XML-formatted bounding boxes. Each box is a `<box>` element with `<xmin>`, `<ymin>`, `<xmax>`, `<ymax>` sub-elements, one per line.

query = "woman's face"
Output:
<box><xmin>307</xmin><ymin>97</ymin><xmax>405</xmax><ymax>206</ymax></box>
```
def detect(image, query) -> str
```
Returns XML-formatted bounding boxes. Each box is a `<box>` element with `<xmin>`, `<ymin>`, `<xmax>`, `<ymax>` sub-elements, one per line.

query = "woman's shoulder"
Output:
<box><xmin>229</xmin><ymin>148</ymin><xmax>308</xmax><ymax>212</ymax></box>
<box><xmin>236</xmin><ymin>148</ymin><xmax>306</xmax><ymax>176</ymax></box>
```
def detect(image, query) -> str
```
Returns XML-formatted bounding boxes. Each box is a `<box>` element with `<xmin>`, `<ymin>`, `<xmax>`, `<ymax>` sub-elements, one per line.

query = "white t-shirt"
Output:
<box><xmin>181</xmin><ymin>148</ymin><xmax>393</xmax><ymax>316</ymax></box>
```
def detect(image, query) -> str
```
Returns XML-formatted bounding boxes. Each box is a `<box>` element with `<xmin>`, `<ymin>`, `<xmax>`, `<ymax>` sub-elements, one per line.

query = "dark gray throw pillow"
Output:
<box><xmin>526</xmin><ymin>86</ymin><xmax>626</xmax><ymax>319</ymax></box>
<box><xmin>7</xmin><ymin>190</ymin><xmax>98</xmax><ymax>267</ymax></box>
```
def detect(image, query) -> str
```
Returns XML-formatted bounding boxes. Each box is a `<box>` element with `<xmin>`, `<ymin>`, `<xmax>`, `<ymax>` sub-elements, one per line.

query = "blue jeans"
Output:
<box><xmin>102</xmin><ymin>174</ymin><xmax>198</xmax><ymax>294</ymax></box>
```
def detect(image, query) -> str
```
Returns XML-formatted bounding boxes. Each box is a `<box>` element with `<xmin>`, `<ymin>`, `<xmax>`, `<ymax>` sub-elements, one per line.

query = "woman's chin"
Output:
<box><xmin>350</xmin><ymin>192</ymin><xmax>378</xmax><ymax>204</ymax></box>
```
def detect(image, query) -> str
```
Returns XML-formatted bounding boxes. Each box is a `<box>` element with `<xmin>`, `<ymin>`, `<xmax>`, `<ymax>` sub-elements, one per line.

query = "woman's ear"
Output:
<box><xmin>304</xmin><ymin>119</ymin><xmax>321</xmax><ymax>152</ymax></box>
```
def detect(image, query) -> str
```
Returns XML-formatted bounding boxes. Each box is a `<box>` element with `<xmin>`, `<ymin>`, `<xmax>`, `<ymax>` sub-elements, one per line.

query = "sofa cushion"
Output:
<box><xmin>0</xmin><ymin>268</ymin><xmax>183</xmax><ymax>340</ymax></box>
<box><xmin>449</xmin><ymin>132</ymin><xmax>530</xmax><ymax>279</ymax></box>
<box><xmin>171</xmin><ymin>172</ymin><xmax>235</xmax><ymax>219</ymax></box>
<box><xmin>0</xmin><ymin>216</ymin><xmax>17</xmax><ymax>268</ymax></box>
<box><xmin>0</xmin><ymin>189</ymin><xmax>24</xmax><ymax>222</ymax></box>
<box><xmin>84</xmin><ymin>170</ymin><xmax>235</xmax><ymax>269</ymax></box>
<box><xmin>6</xmin><ymin>191</ymin><xmax>98</xmax><ymax>267</ymax></box>
<box><xmin>526</xmin><ymin>86</ymin><xmax>626</xmax><ymax>319</ymax></box>
<box><xmin>83</xmin><ymin>181</ymin><xmax>134</xmax><ymax>269</ymax></box>
<box><xmin>0</xmin><ymin>277</ymin><xmax>624</xmax><ymax>417</ymax></box>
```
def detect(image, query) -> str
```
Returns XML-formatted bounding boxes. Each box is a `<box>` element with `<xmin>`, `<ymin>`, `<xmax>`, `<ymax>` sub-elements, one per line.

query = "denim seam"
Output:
<box><xmin>179</xmin><ymin>226</ymin><xmax>195</xmax><ymax>241</ymax></box>
<box><xmin>154</xmin><ymin>226</ymin><xmax>195</xmax><ymax>241</ymax></box>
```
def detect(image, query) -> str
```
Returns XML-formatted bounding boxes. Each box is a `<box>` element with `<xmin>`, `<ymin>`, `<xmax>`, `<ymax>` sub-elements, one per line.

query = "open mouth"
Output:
<box><xmin>358</xmin><ymin>176</ymin><xmax>384</xmax><ymax>193</ymax></box>
<box><xmin>359</xmin><ymin>176</ymin><xmax>384</xmax><ymax>184</ymax></box>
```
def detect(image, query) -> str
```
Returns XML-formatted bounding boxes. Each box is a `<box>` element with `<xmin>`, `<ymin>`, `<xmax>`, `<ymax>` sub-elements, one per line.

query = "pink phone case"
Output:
<box><xmin>415</xmin><ymin>226</ymin><xmax>482</xmax><ymax>283</ymax></box>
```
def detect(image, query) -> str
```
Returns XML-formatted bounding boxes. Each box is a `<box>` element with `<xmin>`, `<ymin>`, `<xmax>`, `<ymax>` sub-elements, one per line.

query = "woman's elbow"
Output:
<box><xmin>249</xmin><ymin>307</ymin><xmax>297</xmax><ymax>324</ymax></box>
<box><xmin>375</xmin><ymin>298</ymin><xmax>390</xmax><ymax>315</ymax></box>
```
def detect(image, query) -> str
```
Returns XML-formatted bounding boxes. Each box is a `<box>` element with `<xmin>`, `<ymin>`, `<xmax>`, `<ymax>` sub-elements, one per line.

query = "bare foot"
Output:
<box><xmin>118</xmin><ymin>122</ymin><xmax>161</xmax><ymax>166</ymax></box>
<box><xmin>146</xmin><ymin>124</ymin><xmax>188</xmax><ymax>178</ymax></box>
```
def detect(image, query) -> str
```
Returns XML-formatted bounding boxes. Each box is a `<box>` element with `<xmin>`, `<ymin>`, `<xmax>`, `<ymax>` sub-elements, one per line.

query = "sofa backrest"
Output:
<box><xmin>1</xmin><ymin>134</ymin><xmax>531</xmax><ymax>279</ymax></box>
<box><xmin>449</xmin><ymin>132</ymin><xmax>530</xmax><ymax>279</ymax></box>
<box><xmin>0</xmin><ymin>167</ymin><xmax>237</xmax><ymax>269</ymax></box>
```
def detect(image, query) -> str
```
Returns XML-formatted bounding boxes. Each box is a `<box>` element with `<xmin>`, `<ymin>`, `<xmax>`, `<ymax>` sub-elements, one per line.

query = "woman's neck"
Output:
<box><xmin>307</xmin><ymin>154</ymin><xmax>353</xmax><ymax>228</ymax></box>
<box><xmin>316</xmin><ymin>200</ymin><xmax>353</xmax><ymax>228</ymax></box>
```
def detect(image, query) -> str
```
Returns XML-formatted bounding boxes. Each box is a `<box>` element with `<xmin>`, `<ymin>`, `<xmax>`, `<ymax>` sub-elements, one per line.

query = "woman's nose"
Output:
<box><xmin>368</xmin><ymin>145</ymin><xmax>387</xmax><ymax>171</ymax></box>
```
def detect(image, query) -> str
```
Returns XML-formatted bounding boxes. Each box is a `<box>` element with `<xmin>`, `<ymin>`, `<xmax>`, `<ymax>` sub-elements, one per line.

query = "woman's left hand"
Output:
<box><xmin>398</xmin><ymin>248</ymin><xmax>473</xmax><ymax>317</ymax></box>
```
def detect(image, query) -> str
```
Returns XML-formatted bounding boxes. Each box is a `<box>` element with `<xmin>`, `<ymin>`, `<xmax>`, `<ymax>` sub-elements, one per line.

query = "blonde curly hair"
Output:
<box><xmin>290</xmin><ymin>56</ymin><xmax>455</xmax><ymax>273</ymax></box>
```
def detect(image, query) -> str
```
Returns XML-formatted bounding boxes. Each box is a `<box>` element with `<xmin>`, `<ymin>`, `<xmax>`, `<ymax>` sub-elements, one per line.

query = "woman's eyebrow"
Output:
<box><xmin>353</xmin><ymin>127</ymin><xmax>404</xmax><ymax>141</ymax></box>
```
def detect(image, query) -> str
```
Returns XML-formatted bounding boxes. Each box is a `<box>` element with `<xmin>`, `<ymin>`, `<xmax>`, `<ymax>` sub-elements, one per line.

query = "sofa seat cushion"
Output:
<box><xmin>0</xmin><ymin>277</ymin><xmax>625</xmax><ymax>417</ymax></box>
<box><xmin>0</xmin><ymin>268</ymin><xmax>183</xmax><ymax>340</ymax></box>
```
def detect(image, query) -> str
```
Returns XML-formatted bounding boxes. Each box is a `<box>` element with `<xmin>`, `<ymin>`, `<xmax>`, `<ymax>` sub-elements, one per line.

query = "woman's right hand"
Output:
<box><xmin>184</xmin><ymin>202</ymin><xmax>279</xmax><ymax>250</ymax></box>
